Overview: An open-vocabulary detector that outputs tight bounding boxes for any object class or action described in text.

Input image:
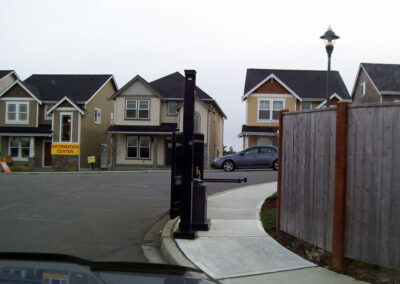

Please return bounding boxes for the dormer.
[110,75,163,126]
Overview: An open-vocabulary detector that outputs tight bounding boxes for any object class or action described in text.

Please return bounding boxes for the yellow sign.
[87,156,96,163]
[51,143,80,155]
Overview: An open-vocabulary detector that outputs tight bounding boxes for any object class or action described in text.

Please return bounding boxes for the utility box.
[169,132,204,219]
[192,179,210,231]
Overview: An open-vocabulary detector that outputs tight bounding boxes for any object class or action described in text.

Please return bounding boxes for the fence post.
[332,102,350,271]
[276,109,288,232]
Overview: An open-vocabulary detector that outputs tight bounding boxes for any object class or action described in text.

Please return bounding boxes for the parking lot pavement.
[0,170,276,263]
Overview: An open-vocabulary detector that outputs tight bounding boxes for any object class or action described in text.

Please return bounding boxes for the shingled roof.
[243,68,350,100]
[150,72,213,100]
[23,74,114,102]
[361,63,400,94]
[0,70,14,79]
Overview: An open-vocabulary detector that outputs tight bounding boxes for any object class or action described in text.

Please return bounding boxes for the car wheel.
[272,160,278,171]
[223,160,235,172]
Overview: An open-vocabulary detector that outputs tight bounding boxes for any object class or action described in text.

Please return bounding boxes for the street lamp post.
[320,26,339,107]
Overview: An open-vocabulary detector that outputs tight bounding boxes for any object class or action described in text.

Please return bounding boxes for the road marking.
[0,204,18,210]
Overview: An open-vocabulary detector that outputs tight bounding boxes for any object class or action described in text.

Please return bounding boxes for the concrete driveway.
[0,170,276,263]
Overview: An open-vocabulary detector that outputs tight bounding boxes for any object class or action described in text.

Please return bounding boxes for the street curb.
[3,169,225,175]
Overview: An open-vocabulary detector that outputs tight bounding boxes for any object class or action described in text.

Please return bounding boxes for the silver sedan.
[211,146,278,172]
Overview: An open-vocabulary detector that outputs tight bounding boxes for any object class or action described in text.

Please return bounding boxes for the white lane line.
[0,204,18,210]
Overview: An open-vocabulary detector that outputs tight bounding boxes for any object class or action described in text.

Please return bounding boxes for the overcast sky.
[1,0,400,151]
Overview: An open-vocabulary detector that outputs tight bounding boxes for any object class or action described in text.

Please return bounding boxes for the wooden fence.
[278,102,400,271]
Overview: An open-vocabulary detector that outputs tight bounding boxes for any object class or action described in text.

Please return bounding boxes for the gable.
[122,80,155,96]
[58,100,76,108]
[2,83,32,98]
[253,78,291,94]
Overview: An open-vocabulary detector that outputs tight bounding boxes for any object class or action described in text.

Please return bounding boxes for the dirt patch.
[261,198,400,284]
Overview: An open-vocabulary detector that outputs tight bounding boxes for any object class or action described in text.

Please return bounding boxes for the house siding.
[115,134,154,165]
[352,68,381,103]
[39,104,52,125]
[114,96,161,126]
[247,96,295,126]
[80,79,116,169]
[0,100,37,127]
[0,73,17,93]
[160,101,179,123]
[253,78,289,94]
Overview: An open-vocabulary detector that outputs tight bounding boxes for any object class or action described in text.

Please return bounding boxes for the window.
[259,147,277,154]
[194,112,201,133]
[60,113,72,142]
[110,112,114,124]
[125,100,137,119]
[6,102,29,124]
[301,102,312,110]
[258,99,284,121]
[126,136,150,159]
[360,81,366,97]
[9,137,30,160]
[244,148,258,155]
[167,101,178,116]
[272,101,284,119]
[258,100,270,120]
[125,99,150,119]
[44,104,52,120]
[94,108,101,124]
[127,136,138,158]
[138,100,149,119]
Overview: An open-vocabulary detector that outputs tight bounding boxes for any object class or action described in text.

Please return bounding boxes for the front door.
[44,141,52,166]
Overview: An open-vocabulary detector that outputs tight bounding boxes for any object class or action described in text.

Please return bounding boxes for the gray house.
[352,63,400,103]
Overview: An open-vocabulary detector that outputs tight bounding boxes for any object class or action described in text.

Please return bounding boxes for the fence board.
[281,104,400,270]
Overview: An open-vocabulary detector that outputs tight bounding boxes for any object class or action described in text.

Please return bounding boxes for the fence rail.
[279,102,400,270]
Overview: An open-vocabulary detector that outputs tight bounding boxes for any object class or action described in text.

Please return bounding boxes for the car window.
[259,147,276,154]
[243,148,258,155]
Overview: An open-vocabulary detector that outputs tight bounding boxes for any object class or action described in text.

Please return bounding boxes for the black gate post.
[174,70,197,240]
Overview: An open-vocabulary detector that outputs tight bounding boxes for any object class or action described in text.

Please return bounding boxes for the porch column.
[29,137,35,158]
[153,136,158,169]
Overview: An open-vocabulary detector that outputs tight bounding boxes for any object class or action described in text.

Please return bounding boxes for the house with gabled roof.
[0,73,117,170]
[352,63,400,103]
[107,72,226,169]
[239,68,350,148]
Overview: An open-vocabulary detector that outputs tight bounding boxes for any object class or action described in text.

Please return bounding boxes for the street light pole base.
[174,230,197,240]
[192,219,211,231]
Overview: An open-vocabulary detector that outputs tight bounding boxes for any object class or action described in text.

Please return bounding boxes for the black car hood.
[0,252,217,284]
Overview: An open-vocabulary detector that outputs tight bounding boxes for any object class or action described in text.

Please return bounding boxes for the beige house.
[107,72,226,169]
[352,63,400,103]
[239,68,350,148]
[0,72,117,170]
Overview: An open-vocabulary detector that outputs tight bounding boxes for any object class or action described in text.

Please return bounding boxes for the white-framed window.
[94,108,101,124]
[9,137,30,161]
[258,99,285,121]
[60,112,73,142]
[44,104,52,120]
[301,102,312,110]
[126,136,151,159]
[167,101,178,116]
[6,102,29,124]
[360,81,366,97]
[138,100,150,119]
[125,99,150,119]
[194,111,201,133]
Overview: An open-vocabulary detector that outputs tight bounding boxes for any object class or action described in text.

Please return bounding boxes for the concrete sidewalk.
[162,182,365,283]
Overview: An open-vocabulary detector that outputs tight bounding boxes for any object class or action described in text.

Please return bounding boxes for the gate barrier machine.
[170,70,247,240]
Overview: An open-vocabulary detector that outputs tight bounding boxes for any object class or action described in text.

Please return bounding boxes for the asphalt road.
[0,170,277,263]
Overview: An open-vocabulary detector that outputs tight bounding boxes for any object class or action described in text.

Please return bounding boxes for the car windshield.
[1,1,398,284]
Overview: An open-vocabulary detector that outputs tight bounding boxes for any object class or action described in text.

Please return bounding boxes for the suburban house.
[239,68,350,148]
[107,72,226,169]
[0,73,117,170]
[352,63,400,103]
